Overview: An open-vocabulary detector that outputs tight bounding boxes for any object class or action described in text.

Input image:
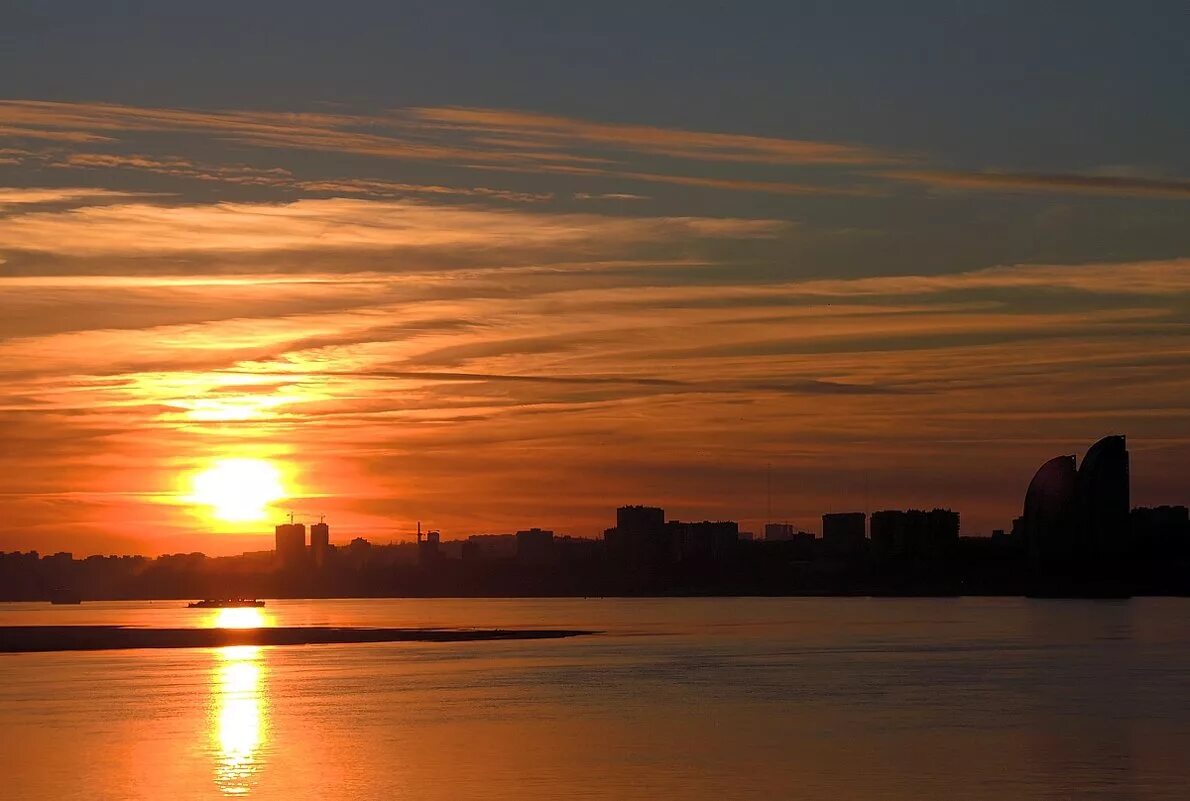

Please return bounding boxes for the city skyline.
[5,8,1190,801]
[2,429,1184,557]
[7,431,1185,565]
[2,3,1189,556]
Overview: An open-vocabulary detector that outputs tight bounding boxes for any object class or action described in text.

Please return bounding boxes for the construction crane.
[285,512,326,524]
[415,521,440,543]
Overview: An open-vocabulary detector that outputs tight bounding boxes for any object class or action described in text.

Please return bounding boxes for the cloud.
[0,187,147,208]
[0,196,788,259]
[408,106,893,166]
[0,124,113,143]
[10,100,1188,206]
[763,258,1190,297]
[613,170,881,196]
[55,153,294,186]
[1,99,891,168]
[0,99,607,170]
[295,178,553,203]
[880,169,1190,199]
[48,152,556,202]
[0,99,890,197]
[573,192,650,201]
[222,368,900,396]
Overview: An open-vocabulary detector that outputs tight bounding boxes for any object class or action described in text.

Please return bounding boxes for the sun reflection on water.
[210,607,271,630]
[211,645,268,796]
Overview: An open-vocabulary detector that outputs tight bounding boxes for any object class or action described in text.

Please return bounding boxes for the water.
[1,597,1188,800]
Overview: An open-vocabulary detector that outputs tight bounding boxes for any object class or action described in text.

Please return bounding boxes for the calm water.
[1,597,1188,800]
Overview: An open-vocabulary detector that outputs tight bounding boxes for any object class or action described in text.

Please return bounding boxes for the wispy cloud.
[54,152,294,186]
[0,99,893,166]
[407,106,893,166]
[0,123,113,143]
[881,169,1190,199]
[5,101,1187,204]
[0,187,147,209]
[295,178,553,203]
[740,258,1190,298]
[614,170,882,196]
[0,196,789,258]
[47,151,556,202]
[573,192,650,202]
[0,99,888,197]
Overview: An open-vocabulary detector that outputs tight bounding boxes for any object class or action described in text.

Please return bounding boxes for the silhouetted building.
[1021,454,1078,569]
[417,527,441,567]
[872,509,959,559]
[464,534,517,560]
[871,510,913,558]
[515,528,556,566]
[667,520,739,561]
[764,523,798,541]
[822,512,866,554]
[274,523,307,566]
[309,521,330,568]
[1131,505,1190,558]
[1019,436,1132,575]
[990,528,1018,547]
[605,505,669,568]
[1077,435,1130,561]
[617,505,665,533]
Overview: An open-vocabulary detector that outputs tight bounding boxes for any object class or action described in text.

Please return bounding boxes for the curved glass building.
[1022,454,1078,567]
[1077,434,1130,559]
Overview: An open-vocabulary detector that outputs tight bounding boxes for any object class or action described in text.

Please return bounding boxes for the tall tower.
[274,522,307,566]
[1077,435,1130,561]
[1022,454,1078,569]
[310,520,330,568]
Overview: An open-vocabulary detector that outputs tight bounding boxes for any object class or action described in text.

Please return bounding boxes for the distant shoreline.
[3,588,1176,603]
[0,625,596,653]
[0,580,1175,599]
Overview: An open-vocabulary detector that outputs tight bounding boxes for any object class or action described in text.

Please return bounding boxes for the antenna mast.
[766,461,772,522]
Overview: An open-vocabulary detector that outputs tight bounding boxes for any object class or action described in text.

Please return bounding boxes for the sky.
[1,1,1188,555]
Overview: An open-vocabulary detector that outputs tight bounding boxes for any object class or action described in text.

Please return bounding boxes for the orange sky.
[2,98,1189,555]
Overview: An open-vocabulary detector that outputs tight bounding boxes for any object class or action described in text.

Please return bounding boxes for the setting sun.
[191,459,285,523]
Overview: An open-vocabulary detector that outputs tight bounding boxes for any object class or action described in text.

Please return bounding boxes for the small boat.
[187,598,266,608]
[49,590,82,605]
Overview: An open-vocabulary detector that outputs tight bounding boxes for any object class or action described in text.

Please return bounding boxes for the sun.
[191,458,285,523]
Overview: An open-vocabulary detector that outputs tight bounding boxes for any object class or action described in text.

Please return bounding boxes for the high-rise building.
[1021,454,1078,568]
[1020,435,1131,572]
[870,508,958,559]
[822,512,866,553]
[605,505,668,567]
[310,521,330,568]
[1076,435,1130,560]
[764,523,798,541]
[1131,505,1189,558]
[616,506,665,533]
[927,508,960,555]
[416,525,441,566]
[667,520,739,561]
[274,523,307,566]
[516,528,556,566]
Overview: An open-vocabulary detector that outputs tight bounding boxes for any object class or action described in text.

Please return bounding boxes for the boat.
[49,589,82,605]
[187,598,266,608]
